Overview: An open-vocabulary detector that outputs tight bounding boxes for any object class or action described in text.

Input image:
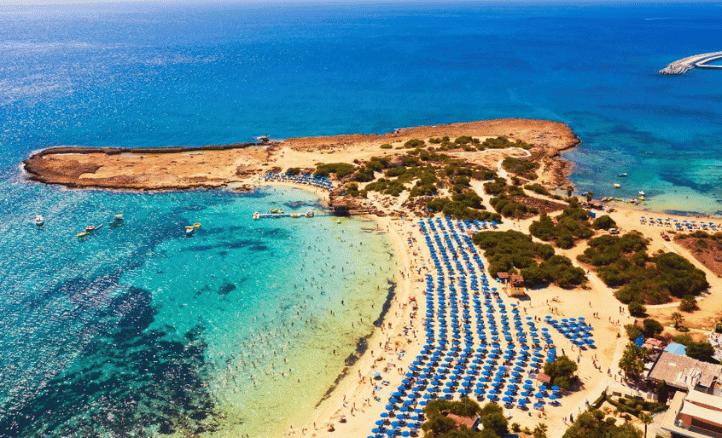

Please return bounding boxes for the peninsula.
[23,119,579,191]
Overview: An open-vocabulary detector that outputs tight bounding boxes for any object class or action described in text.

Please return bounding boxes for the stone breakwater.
[659,51,722,75]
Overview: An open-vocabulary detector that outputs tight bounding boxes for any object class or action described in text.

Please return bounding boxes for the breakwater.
[659,51,722,75]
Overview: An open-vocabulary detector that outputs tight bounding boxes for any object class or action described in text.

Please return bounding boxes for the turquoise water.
[1,1,722,436]
[0,183,396,437]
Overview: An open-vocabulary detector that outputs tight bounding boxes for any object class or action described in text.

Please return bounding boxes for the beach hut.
[504,275,526,298]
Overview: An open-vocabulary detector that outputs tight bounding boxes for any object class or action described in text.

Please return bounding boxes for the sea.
[0,1,721,437]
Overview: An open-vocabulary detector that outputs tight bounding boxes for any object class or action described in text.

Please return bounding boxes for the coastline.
[21,119,721,438]
[21,119,581,192]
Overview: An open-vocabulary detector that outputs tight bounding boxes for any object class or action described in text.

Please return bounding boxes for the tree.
[628,301,647,317]
[642,318,664,338]
[533,423,548,438]
[562,409,642,438]
[566,185,574,197]
[586,191,594,202]
[481,412,508,438]
[687,342,716,363]
[619,343,645,380]
[671,312,684,329]
[543,356,578,390]
[625,323,643,341]
[592,215,617,230]
[639,413,652,438]
[679,297,697,312]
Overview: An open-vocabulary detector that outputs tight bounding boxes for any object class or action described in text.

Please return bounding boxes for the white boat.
[110,214,124,226]
[253,212,260,220]
[614,183,621,188]
[638,191,645,196]
[185,226,195,236]
[34,215,44,227]
[305,210,314,218]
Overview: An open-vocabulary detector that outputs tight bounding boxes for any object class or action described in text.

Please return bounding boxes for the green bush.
[525,183,550,196]
[592,215,617,230]
[530,208,594,248]
[543,356,578,390]
[642,318,664,337]
[628,301,647,317]
[314,163,355,178]
[404,139,425,148]
[679,297,698,312]
[286,167,301,175]
[502,156,539,180]
[380,143,393,149]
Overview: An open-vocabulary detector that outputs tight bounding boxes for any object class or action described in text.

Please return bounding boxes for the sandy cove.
[22,118,722,438]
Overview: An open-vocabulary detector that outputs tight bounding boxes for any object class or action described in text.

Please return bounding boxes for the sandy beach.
[21,119,722,438]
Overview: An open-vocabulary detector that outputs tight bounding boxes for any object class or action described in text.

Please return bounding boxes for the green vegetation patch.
[501,156,539,180]
[422,399,508,438]
[577,233,709,305]
[472,230,586,289]
[562,409,642,438]
[529,208,594,249]
[313,162,356,178]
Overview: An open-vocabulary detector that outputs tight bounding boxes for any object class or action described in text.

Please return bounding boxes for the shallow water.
[0,185,396,437]
[2,2,722,436]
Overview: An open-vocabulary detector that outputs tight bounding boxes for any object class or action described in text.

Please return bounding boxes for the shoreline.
[20,120,721,438]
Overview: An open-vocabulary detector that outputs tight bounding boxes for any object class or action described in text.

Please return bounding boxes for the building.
[506,274,525,297]
[497,272,510,283]
[660,390,722,438]
[647,352,722,393]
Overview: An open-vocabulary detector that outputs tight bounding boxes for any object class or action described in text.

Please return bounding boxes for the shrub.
[525,183,550,196]
[501,156,539,180]
[314,162,355,178]
[404,139,425,148]
[642,318,664,338]
[679,297,698,312]
[286,167,301,175]
[592,215,617,230]
[625,324,643,340]
[353,166,376,182]
[687,342,716,363]
[380,143,393,149]
[543,356,578,390]
[628,301,647,317]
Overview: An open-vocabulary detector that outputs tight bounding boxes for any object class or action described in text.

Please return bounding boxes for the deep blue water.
[1,1,722,436]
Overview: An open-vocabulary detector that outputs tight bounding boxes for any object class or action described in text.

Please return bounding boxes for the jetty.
[659,51,722,75]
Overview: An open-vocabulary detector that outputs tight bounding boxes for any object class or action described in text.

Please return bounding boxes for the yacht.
[34,215,44,227]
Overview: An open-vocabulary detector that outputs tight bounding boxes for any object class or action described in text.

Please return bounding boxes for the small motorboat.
[305,210,314,218]
[34,215,44,227]
[193,223,201,228]
[638,191,645,196]
[77,231,89,238]
[290,213,301,218]
[617,173,628,177]
[253,212,260,220]
[110,214,124,227]
[86,224,103,232]
[614,183,621,188]
[270,208,279,213]
[185,226,195,237]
